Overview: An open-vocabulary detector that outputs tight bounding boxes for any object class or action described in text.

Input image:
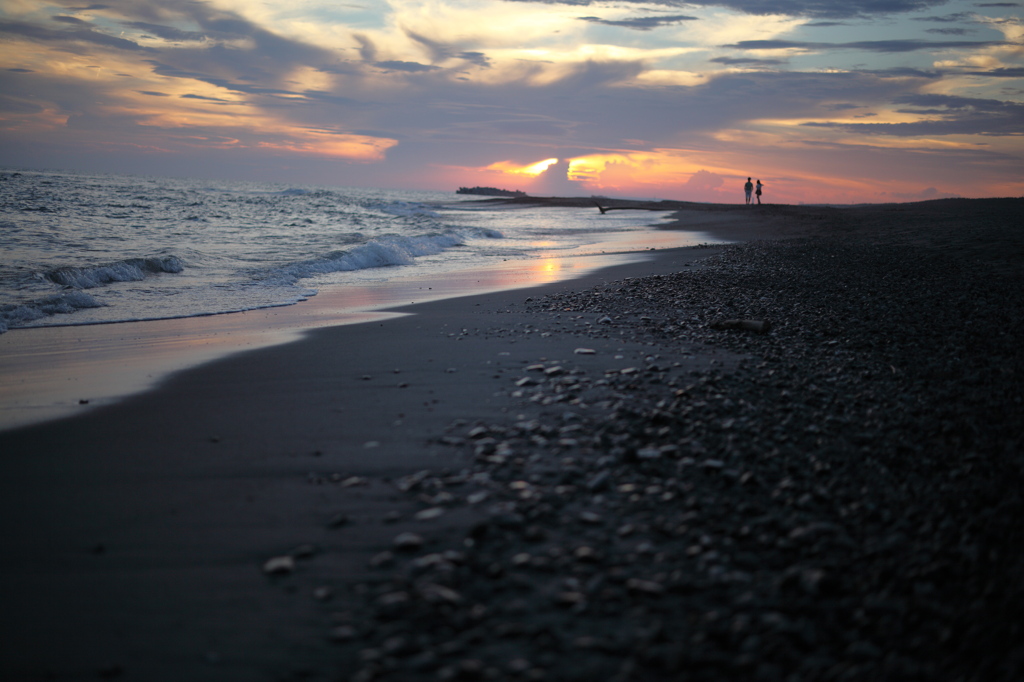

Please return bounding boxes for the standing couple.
[744,177,763,205]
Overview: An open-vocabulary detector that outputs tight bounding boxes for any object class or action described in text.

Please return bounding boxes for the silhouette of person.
[744,177,753,205]
[755,179,763,205]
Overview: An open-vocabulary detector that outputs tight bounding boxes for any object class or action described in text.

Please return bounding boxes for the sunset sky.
[1,0,1021,203]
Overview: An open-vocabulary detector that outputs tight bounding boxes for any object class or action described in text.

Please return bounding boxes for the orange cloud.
[256,130,398,161]
[485,158,559,177]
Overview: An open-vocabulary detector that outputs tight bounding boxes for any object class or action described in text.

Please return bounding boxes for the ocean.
[0,169,719,335]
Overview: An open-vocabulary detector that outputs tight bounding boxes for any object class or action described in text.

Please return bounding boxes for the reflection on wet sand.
[0,250,648,432]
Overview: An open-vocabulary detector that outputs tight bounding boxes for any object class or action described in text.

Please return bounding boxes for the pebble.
[262,556,295,575]
[414,507,445,521]
[324,220,1024,682]
[393,532,425,550]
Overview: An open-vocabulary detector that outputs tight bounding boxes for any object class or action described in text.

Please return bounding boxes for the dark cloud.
[122,21,208,42]
[0,94,44,114]
[405,29,454,63]
[353,34,377,62]
[710,56,786,65]
[577,15,698,30]
[492,118,572,136]
[438,68,923,145]
[912,12,973,22]
[961,67,1024,77]
[8,68,34,73]
[0,19,149,52]
[138,90,169,97]
[144,60,301,97]
[804,94,1024,136]
[505,0,950,19]
[180,93,233,103]
[926,28,973,35]
[857,67,942,77]
[66,110,147,131]
[400,32,491,68]
[722,38,1005,52]
[457,52,491,68]
[51,15,90,26]
[373,60,441,73]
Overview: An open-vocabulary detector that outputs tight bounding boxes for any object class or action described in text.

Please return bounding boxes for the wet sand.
[0,198,1020,681]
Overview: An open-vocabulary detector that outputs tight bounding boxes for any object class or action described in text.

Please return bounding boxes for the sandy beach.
[1,198,1021,681]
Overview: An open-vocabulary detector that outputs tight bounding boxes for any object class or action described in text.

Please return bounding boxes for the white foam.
[262,229,501,287]
[0,291,104,333]
[44,256,185,289]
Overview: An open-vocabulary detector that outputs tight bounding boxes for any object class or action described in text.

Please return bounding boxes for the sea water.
[0,168,715,334]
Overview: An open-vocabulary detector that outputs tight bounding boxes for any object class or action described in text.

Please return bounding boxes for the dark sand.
[0,199,1021,681]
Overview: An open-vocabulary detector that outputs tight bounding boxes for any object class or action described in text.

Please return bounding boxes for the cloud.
[122,21,208,43]
[530,158,586,196]
[405,29,455,63]
[457,51,491,68]
[1,0,1020,202]
[959,67,1024,77]
[804,93,1024,136]
[679,168,729,197]
[373,60,440,73]
[577,15,699,30]
[710,56,787,66]
[504,0,950,19]
[858,67,942,77]
[51,15,91,26]
[0,93,45,114]
[0,18,149,52]
[722,38,1006,52]
[912,12,975,22]
[353,34,377,62]
[144,60,300,97]
[179,93,234,103]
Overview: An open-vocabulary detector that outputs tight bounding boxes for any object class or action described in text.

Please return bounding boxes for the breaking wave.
[262,229,501,287]
[0,291,104,333]
[44,256,185,289]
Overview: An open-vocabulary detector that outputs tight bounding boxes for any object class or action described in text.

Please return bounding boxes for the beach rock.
[262,555,295,575]
[393,532,425,551]
[369,551,394,568]
[709,318,772,333]
[329,625,357,642]
[328,223,1024,682]
[414,507,445,521]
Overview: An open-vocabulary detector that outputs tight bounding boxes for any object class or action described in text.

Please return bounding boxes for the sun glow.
[485,158,559,177]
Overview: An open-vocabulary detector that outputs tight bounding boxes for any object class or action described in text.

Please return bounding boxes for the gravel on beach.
[302,201,1024,682]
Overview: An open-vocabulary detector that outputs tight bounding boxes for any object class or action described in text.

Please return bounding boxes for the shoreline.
[0,203,739,432]
[1,197,1021,681]
[0,241,726,682]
